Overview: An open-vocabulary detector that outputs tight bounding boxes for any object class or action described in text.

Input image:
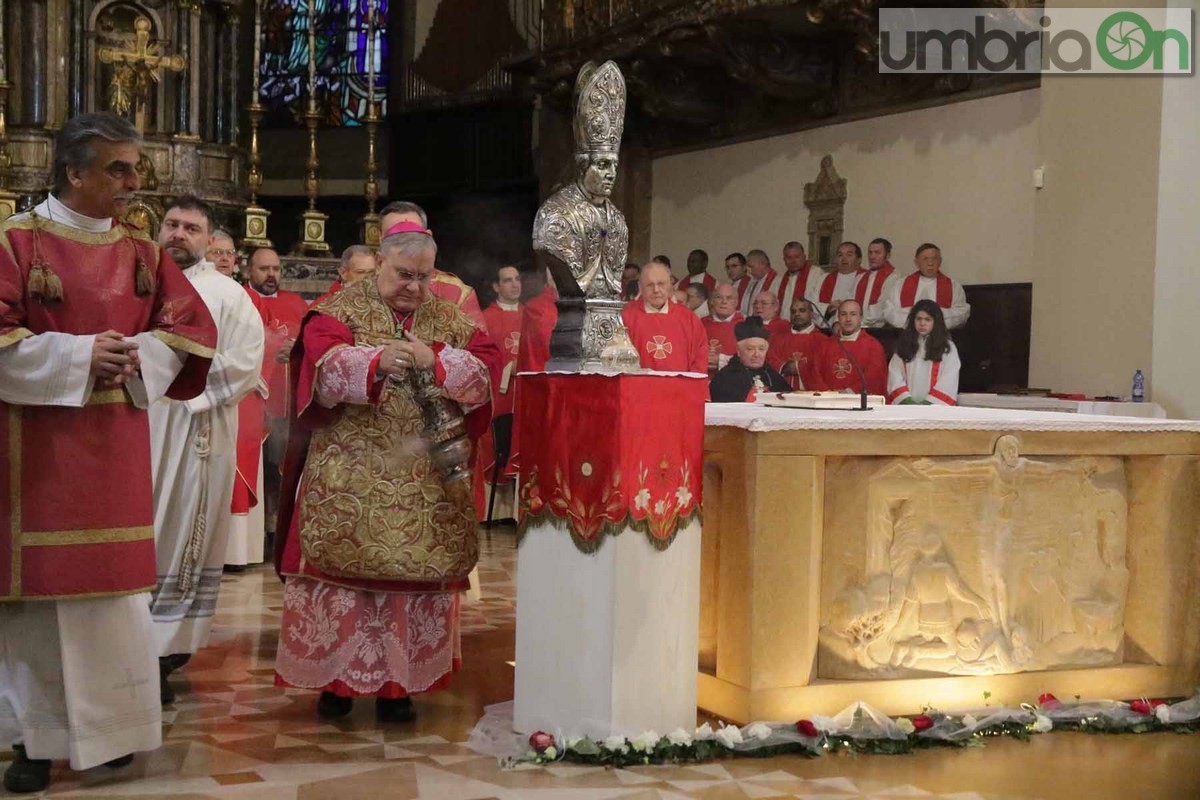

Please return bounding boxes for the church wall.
[649,89,1040,286]
[1150,18,1200,420]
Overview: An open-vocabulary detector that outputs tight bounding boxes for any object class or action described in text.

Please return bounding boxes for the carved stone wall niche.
[819,438,1130,680]
[803,154,846,270]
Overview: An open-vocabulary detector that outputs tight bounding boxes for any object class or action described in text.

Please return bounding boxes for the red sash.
[776,263,813,303]
[855,263,895,306]
[818,269,866,302]
[899,271,953,308]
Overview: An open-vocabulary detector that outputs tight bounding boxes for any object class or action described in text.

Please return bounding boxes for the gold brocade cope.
[297,278,480,582]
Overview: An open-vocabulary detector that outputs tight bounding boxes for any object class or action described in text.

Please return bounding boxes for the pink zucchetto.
[383,221,433,238]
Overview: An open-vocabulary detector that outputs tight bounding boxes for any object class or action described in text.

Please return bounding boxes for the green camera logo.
[1097,11,1189,70]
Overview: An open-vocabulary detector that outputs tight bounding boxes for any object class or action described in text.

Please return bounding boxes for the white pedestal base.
[513,519,701,739]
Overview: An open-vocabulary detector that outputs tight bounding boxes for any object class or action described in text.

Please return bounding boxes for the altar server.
[887,299,961,405]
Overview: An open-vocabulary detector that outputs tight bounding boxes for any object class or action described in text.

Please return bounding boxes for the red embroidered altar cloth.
[516,372,707,552]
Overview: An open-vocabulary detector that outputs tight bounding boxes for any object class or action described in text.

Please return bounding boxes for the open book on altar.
[757,391,886,409]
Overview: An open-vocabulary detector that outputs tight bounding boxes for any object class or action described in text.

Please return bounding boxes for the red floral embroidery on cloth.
[438,344,491,411]
[315,345,383,407]
[274,577,461,696]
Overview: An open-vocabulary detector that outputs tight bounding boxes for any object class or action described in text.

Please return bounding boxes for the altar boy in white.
[148,197,264,701]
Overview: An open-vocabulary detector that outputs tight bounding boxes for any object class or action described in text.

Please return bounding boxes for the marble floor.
[4,529,1199,799]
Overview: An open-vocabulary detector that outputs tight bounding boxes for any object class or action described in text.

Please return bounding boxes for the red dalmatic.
[0,217,216,600]
[474,302,522,516]
[231,291,286,514]
[253,288,309,420]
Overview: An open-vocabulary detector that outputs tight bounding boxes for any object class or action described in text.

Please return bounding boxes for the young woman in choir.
[887,299,960,405]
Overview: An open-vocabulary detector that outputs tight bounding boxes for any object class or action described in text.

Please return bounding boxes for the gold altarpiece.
[0,0,245,226]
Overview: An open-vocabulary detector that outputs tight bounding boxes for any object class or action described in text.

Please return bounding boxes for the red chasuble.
[254,288,309,420]
[763,318,791,338]
[814,331,888,396]
[516,286,558,374]
[429,270,486,329]
[231,292,285,514]
[0,216,217,600]
[766,327,827,391]
[701,312,745,366]
[621,301,709,374]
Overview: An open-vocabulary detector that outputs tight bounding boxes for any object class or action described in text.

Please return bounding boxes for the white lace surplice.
[275,578,461,696]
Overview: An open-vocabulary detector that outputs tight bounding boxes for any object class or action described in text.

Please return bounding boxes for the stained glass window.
[259,0,388,127]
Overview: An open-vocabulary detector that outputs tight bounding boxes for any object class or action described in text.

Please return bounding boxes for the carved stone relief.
[804,155,846,270]
[819,437,1130,679]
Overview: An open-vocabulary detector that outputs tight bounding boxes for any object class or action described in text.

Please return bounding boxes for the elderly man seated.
[709,316,790,402]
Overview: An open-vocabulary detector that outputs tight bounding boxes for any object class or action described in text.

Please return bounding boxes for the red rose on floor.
[529,730,555,753]
[912,715,934,732]
[1130,699,1166,716]
[1038,693,1063,711]
[795,720,820,738]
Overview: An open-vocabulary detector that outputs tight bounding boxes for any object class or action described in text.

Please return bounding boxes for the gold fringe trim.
[152,330,216,359]
[21,525,153,547]
[1,215,128,246]
[516,506,703,555]
[0,327,33,349]
[85,388,131,406]
[0,583,158,602]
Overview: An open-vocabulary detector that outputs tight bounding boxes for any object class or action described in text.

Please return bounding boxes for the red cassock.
[701,312,745,367]
[0,220,216,600]
[274,309,501,593]
[621,301,709,374]
[253,288,309,420]
[474,302,522,516]
[429,270,486,329]
[814,331,888,396]
[766,327,828,391]
[230,291,286,514]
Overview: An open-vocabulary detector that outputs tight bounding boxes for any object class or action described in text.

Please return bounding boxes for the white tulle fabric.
[315,345,382,408]
[706,403,1200,433]
[275,577,461,695]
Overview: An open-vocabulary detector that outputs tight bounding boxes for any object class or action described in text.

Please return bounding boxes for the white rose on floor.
[714,725,744,748]
[895,718,915,735]
[631,731,661,752]
[694,722,715,741]
[745,722,772,741]
[1156,704,1172,724]
[962,714,978,729]
[603,736,629,754]
[667,728,693,746]
[1032,714,1052,733]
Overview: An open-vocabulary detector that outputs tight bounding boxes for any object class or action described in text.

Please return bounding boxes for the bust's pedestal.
[512,372,707,738]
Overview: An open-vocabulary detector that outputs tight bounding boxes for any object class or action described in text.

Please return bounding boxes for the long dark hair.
[895,299,951,362]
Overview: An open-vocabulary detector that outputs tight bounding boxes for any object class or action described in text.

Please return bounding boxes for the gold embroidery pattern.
[298,279,480,582]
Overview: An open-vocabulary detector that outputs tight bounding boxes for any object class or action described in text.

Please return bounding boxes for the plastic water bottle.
[1132,370,1145,403]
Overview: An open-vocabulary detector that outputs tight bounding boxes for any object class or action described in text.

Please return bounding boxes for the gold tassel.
[135,258,153,296]
[27,260,64,304]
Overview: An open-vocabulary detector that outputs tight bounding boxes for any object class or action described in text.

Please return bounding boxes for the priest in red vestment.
[813,241,868,323]
[702,282,744,372]
[739,249,778,316]
[724,252,751,306]
[776,241,818,315]
[273,221,501,724]
[243,246,309,540]
[813,300,887,396]
[621,261,708,374]
[856,237,899,328]
[380,201,486,329]
[766,297,828,391]
[882,242,971,330]
[474,264,523,519]
[312,244,377,305]
[750,290,791,338]
[0,112,217,792]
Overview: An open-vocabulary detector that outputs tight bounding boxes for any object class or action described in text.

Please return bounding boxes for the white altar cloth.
[705,403,1200,434]
[958,393,1167,418]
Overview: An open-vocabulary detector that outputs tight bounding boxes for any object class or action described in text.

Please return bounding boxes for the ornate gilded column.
[174,0,191,134]
[0,0,19,219]
[224,3,239,146]
[68,0,83,114]
[295,0,329,255]
[242,0,271,248]
[357,0,380,246]
[22,0,48,125]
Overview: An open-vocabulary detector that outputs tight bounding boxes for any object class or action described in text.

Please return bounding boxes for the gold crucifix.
[98,17,186,133]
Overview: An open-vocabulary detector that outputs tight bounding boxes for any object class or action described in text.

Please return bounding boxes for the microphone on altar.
[833,330,873,412]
